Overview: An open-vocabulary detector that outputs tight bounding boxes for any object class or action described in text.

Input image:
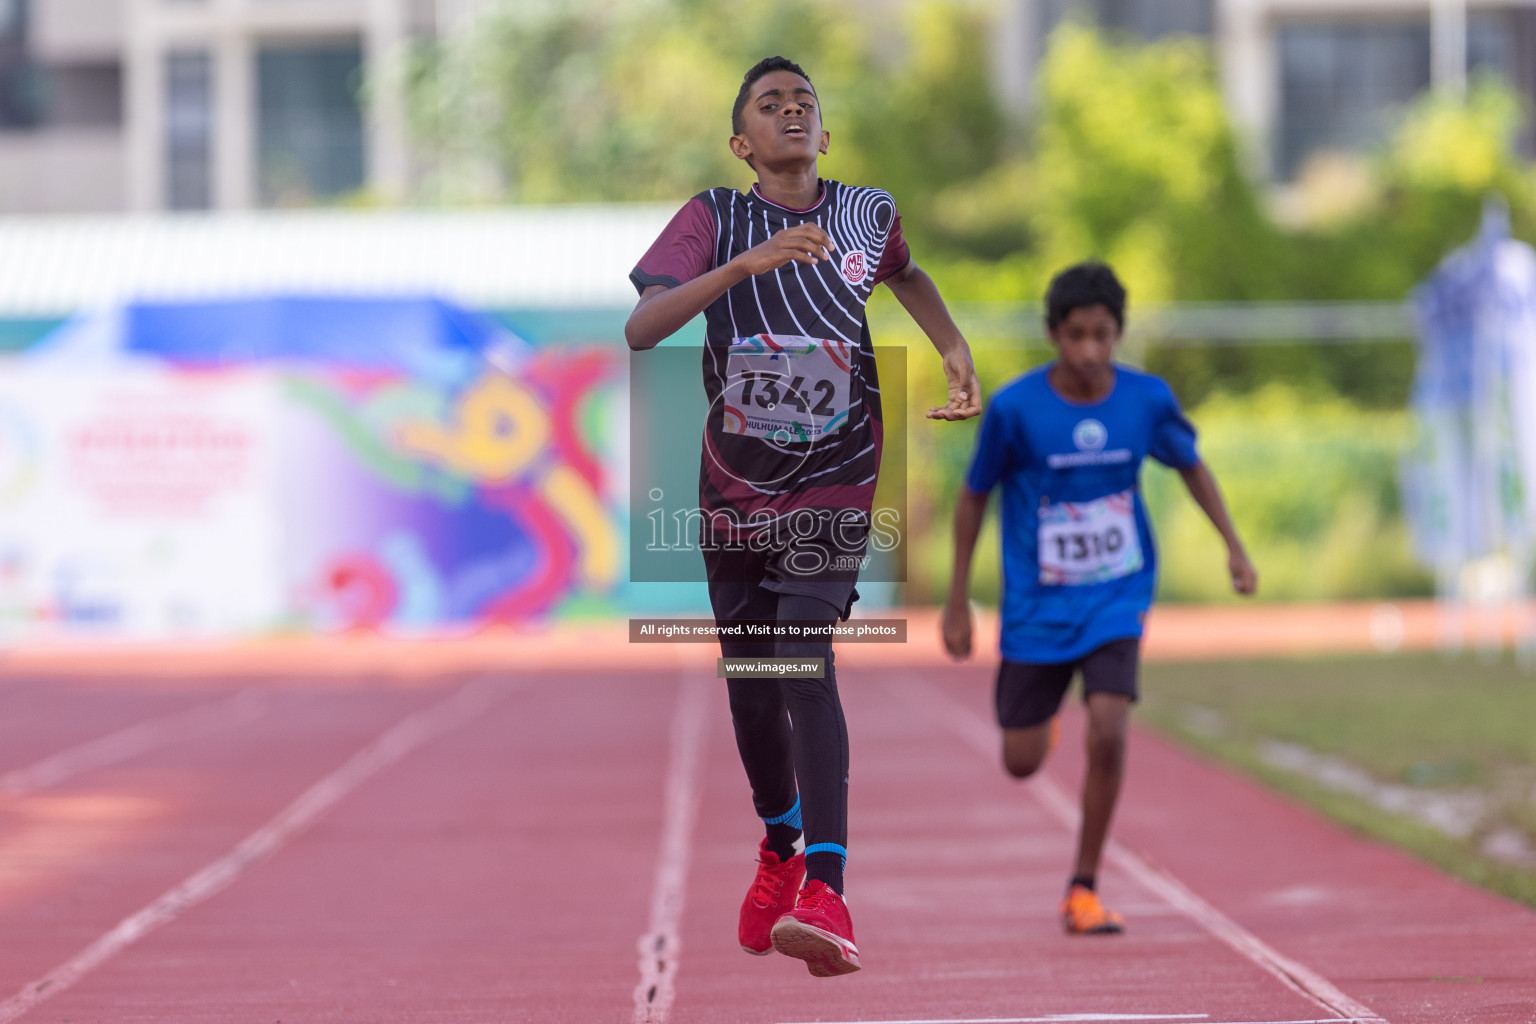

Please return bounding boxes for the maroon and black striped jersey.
[631,180,909,532]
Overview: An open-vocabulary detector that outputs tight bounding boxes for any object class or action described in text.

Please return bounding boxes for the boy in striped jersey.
[627,56,979,977]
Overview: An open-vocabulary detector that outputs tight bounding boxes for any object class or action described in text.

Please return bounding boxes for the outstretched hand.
[732,223,836,277]
[1230,549,1258,596]
[941,598,974,660]
[927,347,982,420]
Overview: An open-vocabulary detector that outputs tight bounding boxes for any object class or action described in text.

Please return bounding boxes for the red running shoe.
[739,839,804,955]
[770,880,861,977]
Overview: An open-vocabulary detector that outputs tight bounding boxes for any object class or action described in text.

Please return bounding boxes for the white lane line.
[632,673,709,1024]
[894,676,1385,1024]
[780,1018,1383,1024]
[779,1016,1208,1024]
[0,674,513,1024]
[780,1015,1210,1024]
[1,690,269,796]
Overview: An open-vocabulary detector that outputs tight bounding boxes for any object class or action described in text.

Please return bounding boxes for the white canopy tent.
[0,205,677,317]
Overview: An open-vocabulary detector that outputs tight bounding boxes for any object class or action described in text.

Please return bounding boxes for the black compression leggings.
[722,592,849,882]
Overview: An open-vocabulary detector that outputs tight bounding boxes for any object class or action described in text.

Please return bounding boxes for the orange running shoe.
[1060,883,1124,935]
[739,838,805,955]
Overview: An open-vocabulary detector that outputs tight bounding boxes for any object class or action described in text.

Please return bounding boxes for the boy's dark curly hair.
[732,56,816,135]
[1046,261,1127,330]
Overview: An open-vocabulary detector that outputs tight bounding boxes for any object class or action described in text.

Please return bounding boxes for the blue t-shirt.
[964,363,1200,664]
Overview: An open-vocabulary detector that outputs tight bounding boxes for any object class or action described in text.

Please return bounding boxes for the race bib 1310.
[1037,488,1143,586]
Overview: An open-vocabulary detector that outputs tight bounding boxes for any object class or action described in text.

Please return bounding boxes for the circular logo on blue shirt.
[1073,418,1108,452]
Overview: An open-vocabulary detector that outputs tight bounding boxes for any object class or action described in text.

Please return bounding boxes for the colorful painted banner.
[278,350,622,633]
[1,297,623,638]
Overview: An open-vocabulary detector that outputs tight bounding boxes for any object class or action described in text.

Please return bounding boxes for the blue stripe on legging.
[803,842,846,868]
[762,795,802,828]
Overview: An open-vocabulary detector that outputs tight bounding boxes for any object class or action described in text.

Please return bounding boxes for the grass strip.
[1139,652,1536,909]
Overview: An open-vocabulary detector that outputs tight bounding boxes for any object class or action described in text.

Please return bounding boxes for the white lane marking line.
[780,1016,1210,1024]
[779,1018,1384,1024]
[0,674,512,1024]
[894,676,1384,1024]
[779,1017,1208,1024]
[1,690,270,796]
[632,673,709,1024]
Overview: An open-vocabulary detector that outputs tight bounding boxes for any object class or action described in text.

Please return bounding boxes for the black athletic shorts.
[703,536,861,626]
[994,636,1140,730]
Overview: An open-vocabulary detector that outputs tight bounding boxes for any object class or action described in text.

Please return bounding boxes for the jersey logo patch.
[840,249,868,286]
[1073,418,1108,452]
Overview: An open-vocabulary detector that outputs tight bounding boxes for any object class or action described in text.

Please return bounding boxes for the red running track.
[0,665,1531,1024]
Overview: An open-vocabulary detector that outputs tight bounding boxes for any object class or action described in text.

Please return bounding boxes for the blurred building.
[5,0,1535,215]
[1002,0,1536,179]
[0,0,492,215]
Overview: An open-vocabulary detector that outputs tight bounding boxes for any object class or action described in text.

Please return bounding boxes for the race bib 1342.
[722,335,854,442]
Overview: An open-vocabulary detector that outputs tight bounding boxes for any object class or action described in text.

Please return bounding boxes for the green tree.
[403,0,1002,220]
[1320,81,1536,299]
[1027,24,1280,304]
[918,23,1536,407]
[927,24,1279,302]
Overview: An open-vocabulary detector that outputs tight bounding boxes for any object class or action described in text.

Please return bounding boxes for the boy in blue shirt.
[942,261,1257,934]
